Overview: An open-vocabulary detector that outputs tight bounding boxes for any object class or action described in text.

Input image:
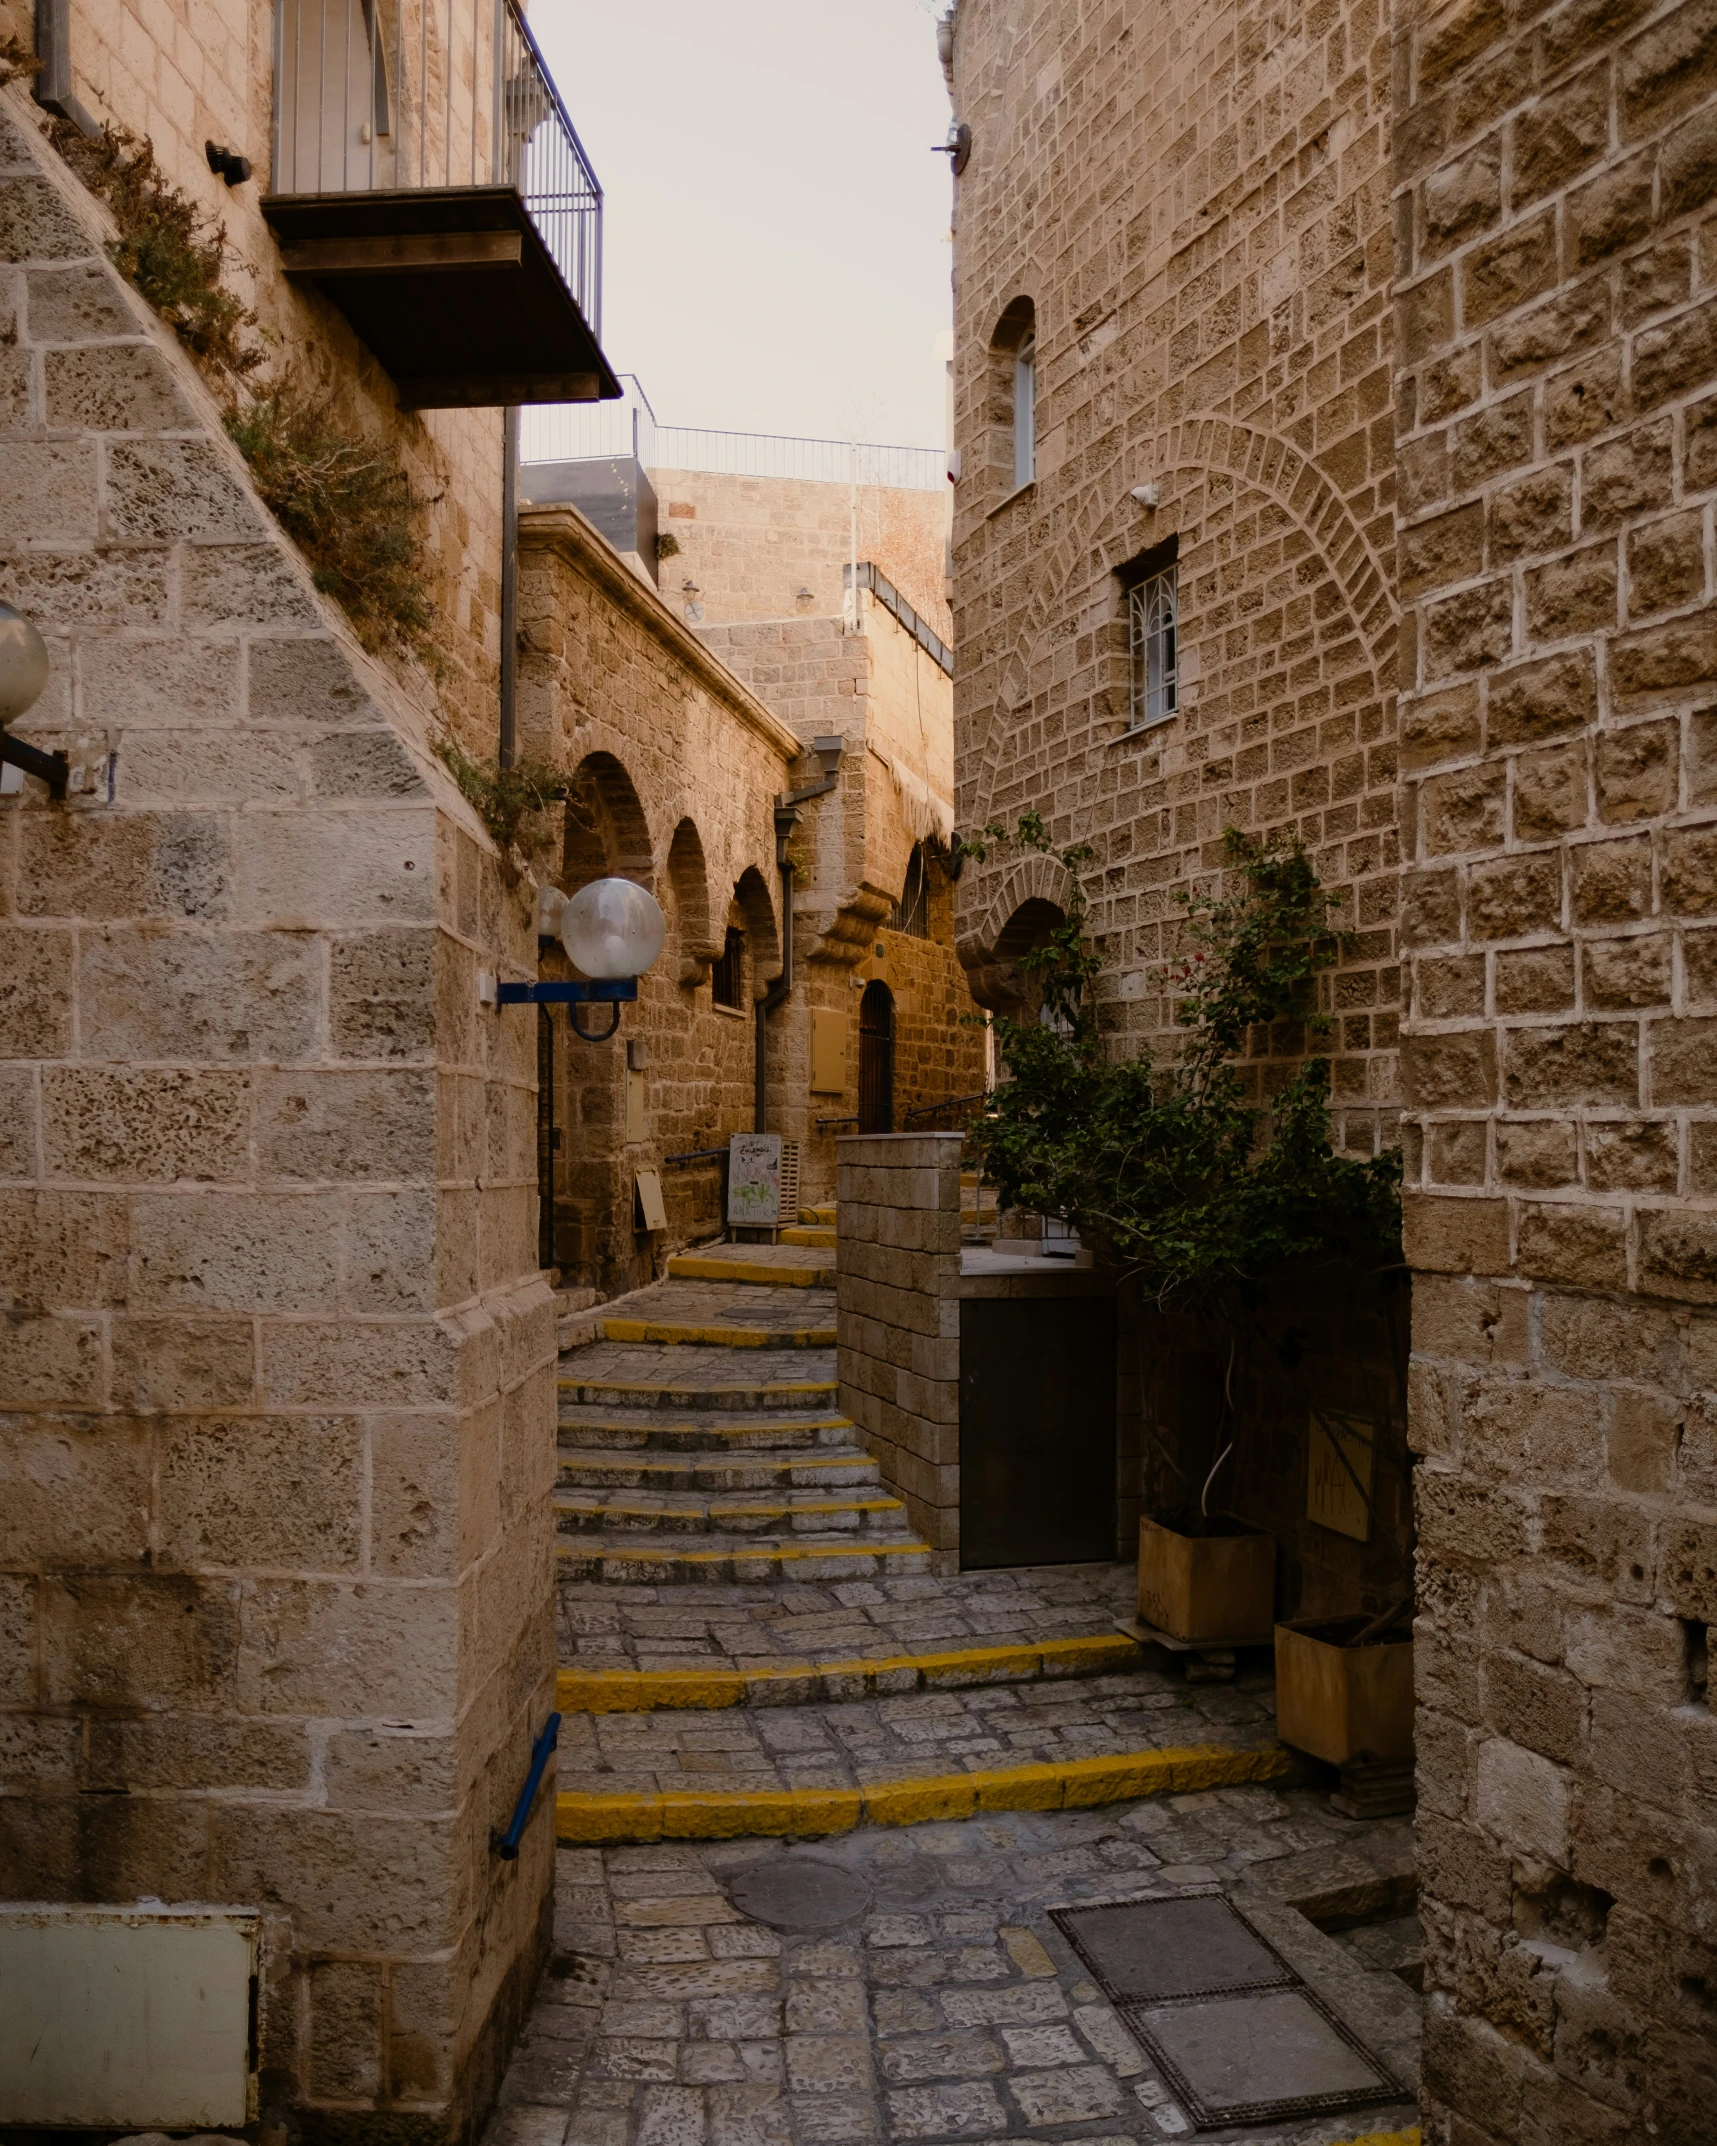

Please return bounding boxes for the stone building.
[941,0,1717,2135]
[516,439,986,1293]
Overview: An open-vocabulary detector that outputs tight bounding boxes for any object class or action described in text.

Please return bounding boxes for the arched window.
[1118,536,1179,735]
[891,844,931,938]
[990,297,1037,499]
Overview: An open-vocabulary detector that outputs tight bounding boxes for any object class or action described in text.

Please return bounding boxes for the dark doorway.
[959,1295,1117,1567]
[858,980,894,1133]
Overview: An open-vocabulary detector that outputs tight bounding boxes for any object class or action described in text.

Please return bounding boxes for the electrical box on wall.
[810,1008,846,1094]
[0,1903,259,2128]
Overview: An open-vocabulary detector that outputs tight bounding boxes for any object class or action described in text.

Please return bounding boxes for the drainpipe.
[33,0,101,134]
[499,405,520,767]
[754,737,844,1134]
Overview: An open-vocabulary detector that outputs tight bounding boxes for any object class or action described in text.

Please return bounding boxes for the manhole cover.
[1052,1895,1294,2002]
[1127,1986,1398,2126]
[726,1857,873,1930]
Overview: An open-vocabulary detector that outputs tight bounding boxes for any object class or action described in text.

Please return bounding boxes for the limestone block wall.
[947,0,1400,1164]
[1393,0,1717,2132]
[0,93,554,2140]
[514,506,800,1289]
[53,0,508,749]
[655,467,951,643]
[836,1133,964,1560]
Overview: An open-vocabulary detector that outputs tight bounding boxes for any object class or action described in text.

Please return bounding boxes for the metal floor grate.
[1051,1896,1399,2129]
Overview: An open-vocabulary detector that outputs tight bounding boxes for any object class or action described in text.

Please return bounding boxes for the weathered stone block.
[159,1414,364,1571]
[42,1064,251,1182]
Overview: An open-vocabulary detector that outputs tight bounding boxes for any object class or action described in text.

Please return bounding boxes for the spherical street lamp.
[558,876,666,982]
[0,600,65,799]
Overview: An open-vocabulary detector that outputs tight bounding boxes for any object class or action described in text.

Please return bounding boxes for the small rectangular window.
[1014,337,1036,490]
[711,927,744,1009]
[1128,566,1177,730]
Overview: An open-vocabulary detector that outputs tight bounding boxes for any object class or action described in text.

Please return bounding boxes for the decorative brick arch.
[960,415,1394,846]
[958,849,1073,1010]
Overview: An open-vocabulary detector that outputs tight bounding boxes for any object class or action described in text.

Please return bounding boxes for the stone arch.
[562,751,654,893]
[667,817,718,984]
[729,865,780,998]
[959,853,1072,1012]
[962,414,1393,844]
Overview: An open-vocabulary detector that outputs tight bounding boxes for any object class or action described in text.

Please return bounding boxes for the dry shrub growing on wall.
[0,34,42,84]
[49,120,262,379]
[226,374,439,663]
[431,732,571,870]
[41,116,445,669]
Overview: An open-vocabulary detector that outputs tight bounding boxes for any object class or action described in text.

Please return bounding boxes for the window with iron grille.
[711,927,744,1008]
[1127,566,1177,730]
[1014,336,1037,490]
[891,845,931,938]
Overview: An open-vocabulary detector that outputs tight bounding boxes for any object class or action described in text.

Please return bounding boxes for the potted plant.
[1274,1606,1415,1765]
[1136,1511,1275,1643]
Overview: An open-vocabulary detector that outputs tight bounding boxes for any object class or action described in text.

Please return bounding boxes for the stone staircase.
[554,1227,933,1584]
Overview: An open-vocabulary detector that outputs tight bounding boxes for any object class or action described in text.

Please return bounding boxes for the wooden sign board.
[634,1168,667,1233]
[727,1134,782,1226]
[1307,1411,1375,1543]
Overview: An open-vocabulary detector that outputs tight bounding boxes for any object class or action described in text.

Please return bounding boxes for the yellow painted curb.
[780,1227,837,1247]
[667,1256,834,1287]
[555,1539,932,1571]
[601,1319,837,1348]
[556,1742,1293,1843]
[556,1633,1144,1714]
[558,1378,837,1398]
[562,1450,870,1480]
[1328,2133,1420,2146]
[556,1495,905,1529]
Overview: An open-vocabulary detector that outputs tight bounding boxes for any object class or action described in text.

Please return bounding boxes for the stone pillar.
[835,1132,963,1563]
[1394,0,1717,2135]
[0,97,555,2139]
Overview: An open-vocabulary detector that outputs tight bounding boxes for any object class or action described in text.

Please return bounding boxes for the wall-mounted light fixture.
[1130,482,1159,508]
[0,601,68,800]
[480,876,666,1040]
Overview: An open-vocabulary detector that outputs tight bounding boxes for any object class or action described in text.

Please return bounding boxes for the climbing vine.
[964,817,1402,1307]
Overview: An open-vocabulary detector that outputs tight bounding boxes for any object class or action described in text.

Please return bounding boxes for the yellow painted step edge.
[556,1496,905,1523]
[558,1632,1145,1713]
[1327,2133,1419,2146]
[667,1256,833,1287]
[556,1742,1293,1842]
[601,1319,837,1348]
[555,1539,931,1570]
[558,1378,836,1396]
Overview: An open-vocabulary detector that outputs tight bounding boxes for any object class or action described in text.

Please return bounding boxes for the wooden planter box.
[1274,1615,1415,1765]
[1137,1515,1276,1643]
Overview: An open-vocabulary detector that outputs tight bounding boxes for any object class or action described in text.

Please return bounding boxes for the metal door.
[858,981,894,1133]
[959,1295,1117,1567]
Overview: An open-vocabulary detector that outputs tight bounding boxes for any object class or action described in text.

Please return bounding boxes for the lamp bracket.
[0,730,69,800]
[494,979,638,1006]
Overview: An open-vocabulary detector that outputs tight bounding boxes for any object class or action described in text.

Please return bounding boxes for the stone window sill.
[1108,719,1173,747]
[711,1001,749,1020]
[986,481,1036,520]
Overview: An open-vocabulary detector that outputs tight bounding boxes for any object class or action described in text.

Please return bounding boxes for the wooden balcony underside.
[261,186,620,409]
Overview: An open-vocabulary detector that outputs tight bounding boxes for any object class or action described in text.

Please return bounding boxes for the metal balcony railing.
[272,0,602,335]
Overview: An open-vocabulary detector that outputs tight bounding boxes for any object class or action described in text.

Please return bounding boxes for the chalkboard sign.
[727,1133,782,1227]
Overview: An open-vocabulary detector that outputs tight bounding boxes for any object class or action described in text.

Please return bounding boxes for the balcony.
[263,0,620,410]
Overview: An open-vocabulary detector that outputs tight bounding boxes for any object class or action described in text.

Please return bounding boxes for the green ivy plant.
[964,817,1402,1307]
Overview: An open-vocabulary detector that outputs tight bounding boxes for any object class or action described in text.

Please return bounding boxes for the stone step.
[800,1204,836,1226]
[557,1444,881,1490]
[557,1407,854,1451]
[556,1533,934,1584]
[666,1252,833,1287]
[555,1485,909,1539]
[779,1225,836,1248]
[600,1312,835,1348]
[558,1338,835,1411]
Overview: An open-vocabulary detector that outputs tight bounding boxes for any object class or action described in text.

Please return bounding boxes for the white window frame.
[1013,336,1036,490]
[1124,566,1178,733]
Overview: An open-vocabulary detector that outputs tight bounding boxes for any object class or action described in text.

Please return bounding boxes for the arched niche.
[667,817,719,984]
[562,750,654,894]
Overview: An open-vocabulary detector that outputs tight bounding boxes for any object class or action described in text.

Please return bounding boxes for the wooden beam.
[278,230,524,275]
[395,373,603,409]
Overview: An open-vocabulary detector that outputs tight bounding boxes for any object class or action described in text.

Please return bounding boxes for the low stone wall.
[835,1133,964,1562]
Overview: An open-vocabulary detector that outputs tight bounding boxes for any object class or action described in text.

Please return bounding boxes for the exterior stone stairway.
[554,1233,932,1584]
[549,1208,1293,1846]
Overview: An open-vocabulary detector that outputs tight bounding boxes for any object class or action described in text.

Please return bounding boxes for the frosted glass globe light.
[0,601,50,724]
[559,876,665,980]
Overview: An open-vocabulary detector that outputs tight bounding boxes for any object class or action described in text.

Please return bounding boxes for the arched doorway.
[858,981,894,1133]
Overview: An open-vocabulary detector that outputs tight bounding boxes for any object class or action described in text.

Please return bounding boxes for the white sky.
[529,0,955,449]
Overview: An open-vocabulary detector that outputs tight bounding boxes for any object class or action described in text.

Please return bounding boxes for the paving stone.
[1005,2063,1129,2125]
[884,2081,1009,2138]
